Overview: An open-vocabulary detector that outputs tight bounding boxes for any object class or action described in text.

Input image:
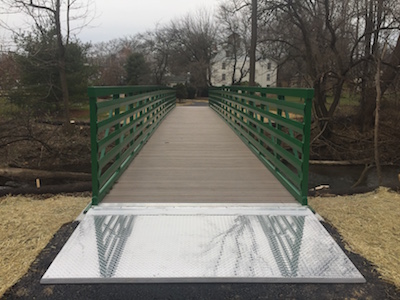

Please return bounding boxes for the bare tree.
[167,9,218,93]
[257,0,353,134]
[139,26,172,85]
[218,1,252,85]
[357,0,400,131]
[255,0,399,137]
[89,37,138,85]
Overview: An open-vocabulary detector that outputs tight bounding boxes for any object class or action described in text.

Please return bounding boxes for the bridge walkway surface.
[103,106,295,204]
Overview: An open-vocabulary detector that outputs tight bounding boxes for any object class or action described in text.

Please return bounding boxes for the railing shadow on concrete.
[209,86,314,205]
[89,86,176,205]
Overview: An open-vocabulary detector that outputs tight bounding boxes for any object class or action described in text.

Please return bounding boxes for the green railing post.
[300,91,314,205]
[128,92,134,148]
[89,89,99,205]
[113,94,121,164]
[275,94,284,164]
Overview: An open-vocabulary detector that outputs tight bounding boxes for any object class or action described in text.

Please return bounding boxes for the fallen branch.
[0,181,92,197]
[311,122,328,144]
[309,160,370,166]
[36,120,90,126]
[0,167,92,181]
[0,136,53,152]
[351,164,375,188]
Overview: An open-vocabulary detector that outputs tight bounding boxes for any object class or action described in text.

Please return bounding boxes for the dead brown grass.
[0,195,89,297]
[309,187,400,289]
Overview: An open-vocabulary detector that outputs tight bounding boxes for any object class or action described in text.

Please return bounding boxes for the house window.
[267,74,271,81]
[267,62,271,70]
[222,62,226,70]
[222,74,226,81]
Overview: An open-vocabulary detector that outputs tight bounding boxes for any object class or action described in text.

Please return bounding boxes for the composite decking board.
[103,107,296,204]
[109,190,293,197]
[101,197,295,203]
[114,182,282,188]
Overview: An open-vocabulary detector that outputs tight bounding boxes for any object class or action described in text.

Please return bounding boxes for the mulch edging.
[3,221,400,300]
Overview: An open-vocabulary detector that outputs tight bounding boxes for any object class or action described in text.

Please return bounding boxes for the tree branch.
[22,0,56,14]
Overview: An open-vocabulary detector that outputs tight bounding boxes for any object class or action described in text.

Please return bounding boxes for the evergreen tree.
[125,52,150,85]
[11,29,91,115]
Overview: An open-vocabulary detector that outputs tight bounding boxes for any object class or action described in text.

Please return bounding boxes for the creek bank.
[1,164,399,197]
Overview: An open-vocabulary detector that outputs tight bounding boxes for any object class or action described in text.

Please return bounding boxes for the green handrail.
[89,86,176,205]
[209,86,314,205]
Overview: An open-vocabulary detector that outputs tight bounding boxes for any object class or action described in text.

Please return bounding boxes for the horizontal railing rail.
[209,86,314,205]
[89,86,176,205]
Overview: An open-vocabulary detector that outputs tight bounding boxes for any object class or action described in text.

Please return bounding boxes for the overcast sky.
[83,0,220,43]
[0,0,220,48]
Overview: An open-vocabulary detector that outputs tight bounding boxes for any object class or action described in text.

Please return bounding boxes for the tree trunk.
[374,63,382,185]
[312,78,333,137]
[358,0,374,132]
[374,42,387,186]
[249,0,257,86]
[328,78,345,118]
[55,0,71,129]
[360,88,377,131]
[59,60,71,125]
[359,35,400,132]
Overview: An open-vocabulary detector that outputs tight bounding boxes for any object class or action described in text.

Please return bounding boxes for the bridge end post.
[88,87,100,206]
[300,90,314,206]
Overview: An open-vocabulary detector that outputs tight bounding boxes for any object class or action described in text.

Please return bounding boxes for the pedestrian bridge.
[88,85,313,206]
[41,86,365,284]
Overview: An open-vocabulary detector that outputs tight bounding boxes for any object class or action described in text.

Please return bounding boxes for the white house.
[212,54,278,87]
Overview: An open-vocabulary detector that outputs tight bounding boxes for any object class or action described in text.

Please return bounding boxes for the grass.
[0,195,90,297]
[309,187,400,289]
[324,90,360,107]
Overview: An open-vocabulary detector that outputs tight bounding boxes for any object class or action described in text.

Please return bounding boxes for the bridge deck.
[103,106,296,204]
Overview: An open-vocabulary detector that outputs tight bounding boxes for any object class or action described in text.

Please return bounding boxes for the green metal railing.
[89,86,176,205]
[209,86,314,205]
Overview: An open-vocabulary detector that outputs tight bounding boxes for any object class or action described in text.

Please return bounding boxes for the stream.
[308,165,400,194]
